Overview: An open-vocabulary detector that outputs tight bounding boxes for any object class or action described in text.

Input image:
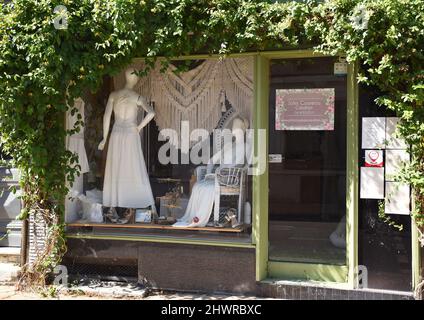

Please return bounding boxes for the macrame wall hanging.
[113,57,253,146]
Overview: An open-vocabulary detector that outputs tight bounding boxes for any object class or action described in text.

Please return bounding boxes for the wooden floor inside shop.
[268,221,346,265]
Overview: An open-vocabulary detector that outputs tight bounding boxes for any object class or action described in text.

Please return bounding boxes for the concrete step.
[258,279,415,300]
[0,247,21,264]
[0,263,20,284]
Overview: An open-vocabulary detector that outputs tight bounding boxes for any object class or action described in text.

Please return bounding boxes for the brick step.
[0,263,20,284]
[257,279,415,300]
[0,247,21,264]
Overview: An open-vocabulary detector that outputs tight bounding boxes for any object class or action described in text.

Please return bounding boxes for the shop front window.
[65,57,254,243]
[268,57,347,265]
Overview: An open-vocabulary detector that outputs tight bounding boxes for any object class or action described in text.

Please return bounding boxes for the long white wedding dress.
[102,93,155,209]
[174,123,251,228]
[173,174,216,228]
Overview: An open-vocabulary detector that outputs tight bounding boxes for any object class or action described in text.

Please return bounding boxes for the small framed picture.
[135,209,152,223]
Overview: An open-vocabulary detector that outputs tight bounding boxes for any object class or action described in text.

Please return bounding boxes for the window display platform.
[67,221,247,233]
[65,224,252,246]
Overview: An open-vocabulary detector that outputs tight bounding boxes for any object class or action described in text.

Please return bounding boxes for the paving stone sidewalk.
[0,283,262,300]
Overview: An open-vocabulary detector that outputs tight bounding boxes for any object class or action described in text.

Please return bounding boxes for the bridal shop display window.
[65,57,254,242]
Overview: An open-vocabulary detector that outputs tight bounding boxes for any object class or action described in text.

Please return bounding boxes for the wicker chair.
[195,165,246,224]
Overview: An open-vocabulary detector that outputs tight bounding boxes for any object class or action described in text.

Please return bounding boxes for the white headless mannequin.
[99,68,156,211]
[174,117,249,228]
[98,69,155,150]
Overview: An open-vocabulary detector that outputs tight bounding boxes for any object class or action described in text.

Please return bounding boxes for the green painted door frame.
[412,198,422,292]
[346,61,359,287]
[253,54,269,281]
[252,50,358,287]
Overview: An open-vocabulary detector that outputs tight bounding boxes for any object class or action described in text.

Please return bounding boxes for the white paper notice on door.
[385,149,410,181]
[362,117,386,149]
[385,182,410,215]
[386,117,408,150]
[360,167,384,199]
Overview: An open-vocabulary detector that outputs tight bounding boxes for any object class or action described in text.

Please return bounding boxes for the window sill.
[66,221,247,233]
[65,223,253,248]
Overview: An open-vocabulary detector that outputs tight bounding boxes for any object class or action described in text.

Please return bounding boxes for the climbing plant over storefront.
[0,0,423,287]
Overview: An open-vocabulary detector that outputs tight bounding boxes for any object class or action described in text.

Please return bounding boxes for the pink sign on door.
[275,88,335,130]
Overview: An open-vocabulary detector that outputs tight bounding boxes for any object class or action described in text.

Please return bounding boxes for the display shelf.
[67,221,246,233]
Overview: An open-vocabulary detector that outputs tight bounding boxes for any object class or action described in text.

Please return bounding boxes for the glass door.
[268,57,348,268]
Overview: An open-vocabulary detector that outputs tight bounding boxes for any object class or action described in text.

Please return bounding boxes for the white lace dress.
[102,94,155,210]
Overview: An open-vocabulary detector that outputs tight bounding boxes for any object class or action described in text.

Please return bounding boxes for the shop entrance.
[267,57,348,279]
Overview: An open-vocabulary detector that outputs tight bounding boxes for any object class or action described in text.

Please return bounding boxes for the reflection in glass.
[268,57,347,265]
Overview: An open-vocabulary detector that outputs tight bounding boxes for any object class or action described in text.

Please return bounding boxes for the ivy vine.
[0,0,423,287]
